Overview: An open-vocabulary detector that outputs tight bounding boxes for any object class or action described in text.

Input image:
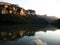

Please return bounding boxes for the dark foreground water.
[0,24,60,45]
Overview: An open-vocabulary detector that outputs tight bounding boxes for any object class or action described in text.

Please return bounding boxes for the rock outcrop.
[0,2,26,16]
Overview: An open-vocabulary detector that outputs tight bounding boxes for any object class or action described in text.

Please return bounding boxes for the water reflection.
[0,24,60,45]
[35,30,60,45]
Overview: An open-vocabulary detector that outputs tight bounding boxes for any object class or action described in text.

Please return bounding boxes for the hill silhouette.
[51,19,60,28]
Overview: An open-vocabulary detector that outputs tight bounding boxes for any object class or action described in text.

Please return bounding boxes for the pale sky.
[0,0,60,17]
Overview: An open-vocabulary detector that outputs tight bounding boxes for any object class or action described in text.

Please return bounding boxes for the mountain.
[0,2,48,24]
[0,2,59,24]
[40,15,59,23]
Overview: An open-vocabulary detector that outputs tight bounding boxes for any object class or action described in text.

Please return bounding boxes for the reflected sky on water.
[35,30,60,45]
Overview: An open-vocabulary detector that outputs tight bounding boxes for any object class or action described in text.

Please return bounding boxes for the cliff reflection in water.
[0,24,58,41]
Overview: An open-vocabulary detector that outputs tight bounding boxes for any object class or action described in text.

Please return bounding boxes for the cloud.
[34,39,47,45]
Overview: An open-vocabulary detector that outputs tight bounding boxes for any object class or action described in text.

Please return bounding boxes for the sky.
[0,0,60,17]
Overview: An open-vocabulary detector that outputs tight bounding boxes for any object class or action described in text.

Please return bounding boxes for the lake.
[0,24,60,45]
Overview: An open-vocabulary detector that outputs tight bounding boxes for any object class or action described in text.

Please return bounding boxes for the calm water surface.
[0,24,60,45]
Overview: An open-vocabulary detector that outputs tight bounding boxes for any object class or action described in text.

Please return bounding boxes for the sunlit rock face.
[0,2,37,17]
[25,9,36,15]
[0,2,26,16]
